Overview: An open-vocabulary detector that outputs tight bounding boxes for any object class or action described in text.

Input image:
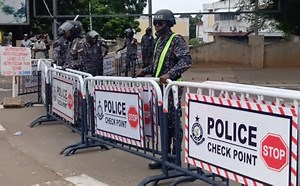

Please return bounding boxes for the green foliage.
[32,0,147,39]
[189,38,200,47]
[238,0,300,36]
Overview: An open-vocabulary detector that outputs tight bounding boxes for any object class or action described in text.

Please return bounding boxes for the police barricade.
[17,59,40,106]
[30,67,106,154]
[71,76,166,165]
[140,81,300,186]
[113,47,143,76]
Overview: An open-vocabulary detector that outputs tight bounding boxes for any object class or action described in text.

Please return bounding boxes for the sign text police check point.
[186,94,293,186]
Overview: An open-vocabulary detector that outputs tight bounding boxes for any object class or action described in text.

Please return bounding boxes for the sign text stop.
[261,133,289,172]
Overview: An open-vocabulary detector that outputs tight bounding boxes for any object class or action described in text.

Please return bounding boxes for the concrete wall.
[264,36,300,67]
[190,35,300,68]
[190,37,251,66]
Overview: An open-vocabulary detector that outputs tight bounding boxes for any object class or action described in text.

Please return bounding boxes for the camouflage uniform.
[52,36,68,66]
[124,38,137,77]
[144,31,192,154]
[141,33,154,68]
[65,37,83,69]
[77,38,108,76]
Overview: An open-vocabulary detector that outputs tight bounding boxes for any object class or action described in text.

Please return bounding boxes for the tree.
[238,0,300,36]
[179,14,202,39]
[32,0,147,39]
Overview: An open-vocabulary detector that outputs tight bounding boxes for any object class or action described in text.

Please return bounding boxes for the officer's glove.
[135,68,145,77]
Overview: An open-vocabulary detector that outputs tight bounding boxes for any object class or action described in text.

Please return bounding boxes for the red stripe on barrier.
[203,95,207,102]
[216,167,221,176]
[279,107,285,115]
[218,98,223,105]
[256,104,262,112]
[237,100,242,108]
[292,152,297,161]
[227,99,232,107]
[267,105,273,113]
[208,164,212,172]
[233,174,238,182]
[195,94,200,101]
[210,97,215,104]
[291,109,297,117]
[246,102,251,110]
[252,180,257,186]
[243,177,248,186]
[291,167,297,176]
[224,171,229,180]
[188,93,191,100]
[292,121,298,129]
[292,136,298,145]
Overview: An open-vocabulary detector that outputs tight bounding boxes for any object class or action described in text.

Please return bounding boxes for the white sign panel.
[141,90,153,137]
[187,96,293,186]
[52,76,75,124]
[103,53,116,75]
[94,86,143,146]
[0,46,31,76]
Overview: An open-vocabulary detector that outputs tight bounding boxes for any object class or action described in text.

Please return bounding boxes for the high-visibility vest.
[154,33,178,78]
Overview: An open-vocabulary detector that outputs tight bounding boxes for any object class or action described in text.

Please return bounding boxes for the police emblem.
[97,101,104,120]
[191,115,205,145]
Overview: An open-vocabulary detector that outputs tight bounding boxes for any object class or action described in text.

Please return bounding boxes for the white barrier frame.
[163,81,300,186]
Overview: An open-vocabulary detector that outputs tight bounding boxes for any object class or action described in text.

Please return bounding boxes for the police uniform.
[124,37,137,77]
[141,30,154,68]
[52,36,68,66]
[77,38,108,76]
[66,37,83,69]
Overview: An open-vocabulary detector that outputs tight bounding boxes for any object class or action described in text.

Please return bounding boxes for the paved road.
[0,66,300,186]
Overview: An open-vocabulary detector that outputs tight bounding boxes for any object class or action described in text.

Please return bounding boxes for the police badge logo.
[97,101,104,120]
[191,115,205,145]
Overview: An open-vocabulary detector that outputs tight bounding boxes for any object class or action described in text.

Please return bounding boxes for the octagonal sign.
[260,133,289,172]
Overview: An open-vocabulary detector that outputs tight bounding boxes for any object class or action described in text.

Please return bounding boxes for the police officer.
[53,20,82,69]
[136,9,192,169]
[115,28,137,77]
[77,30,109,76]
[52,26,68,66]
[141,27,154,68]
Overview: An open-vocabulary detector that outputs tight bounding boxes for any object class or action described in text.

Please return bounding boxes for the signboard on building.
[0,0,29,25]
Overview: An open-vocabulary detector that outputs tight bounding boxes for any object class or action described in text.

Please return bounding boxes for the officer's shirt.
[144,31,192,80]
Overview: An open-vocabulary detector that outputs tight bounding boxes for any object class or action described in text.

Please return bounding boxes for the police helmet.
[153,9,176,27]
[146,27,152,33]
[58,20,82,37]
[124,28,134,38]
[86,30,99,43]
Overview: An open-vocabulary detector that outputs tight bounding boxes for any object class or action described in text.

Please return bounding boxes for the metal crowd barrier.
[69,76,165,165]
[140,81,300,186]
[18,59,43,107]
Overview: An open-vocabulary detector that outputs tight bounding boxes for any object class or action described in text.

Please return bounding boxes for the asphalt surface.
[1,65,300,186]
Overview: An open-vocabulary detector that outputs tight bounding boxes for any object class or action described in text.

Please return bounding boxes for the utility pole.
[53,0,58,39]
[148,0,152,29]
[254,0,259,35]
[89,1,93,31]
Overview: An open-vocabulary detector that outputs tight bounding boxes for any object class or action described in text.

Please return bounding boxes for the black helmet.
[153,9,176,27]
[146,27,152,34]
[85,30,99,43]
[58,20,81,37]
[124,28,134,38]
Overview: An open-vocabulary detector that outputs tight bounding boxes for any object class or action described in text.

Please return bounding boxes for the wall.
[264,36,300,67]
[190,35,300,68]
[190,37,251,66]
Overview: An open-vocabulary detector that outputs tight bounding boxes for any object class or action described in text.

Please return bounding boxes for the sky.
[144,0,217,14]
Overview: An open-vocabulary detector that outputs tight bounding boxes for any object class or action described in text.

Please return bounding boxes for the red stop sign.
[261,133,288,172]
[67,93,73,109]
[144,103,151,125]
[128,106,139,128]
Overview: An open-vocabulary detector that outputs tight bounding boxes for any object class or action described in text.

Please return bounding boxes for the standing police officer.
[53,20,82,69]
[115,28,137,77]
[77,30,109,76]
[141,27,154,68]
[136,9,192,169]
[52,26,68,66]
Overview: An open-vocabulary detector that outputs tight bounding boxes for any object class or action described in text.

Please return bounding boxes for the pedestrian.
[77,30,109,76]
[136,9,192,169]
[53,20,82,69]
[20,34,32,48]
[32,34,47,59]
[115,28,137,77]
[141,27,154,68]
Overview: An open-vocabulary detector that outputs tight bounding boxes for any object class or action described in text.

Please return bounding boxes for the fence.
[29,60,300,185]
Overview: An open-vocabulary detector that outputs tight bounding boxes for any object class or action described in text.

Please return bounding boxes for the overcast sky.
[144,0,217,13]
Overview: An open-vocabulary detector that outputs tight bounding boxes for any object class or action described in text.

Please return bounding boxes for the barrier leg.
[60,97,108,156]
[29,114,57,127]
